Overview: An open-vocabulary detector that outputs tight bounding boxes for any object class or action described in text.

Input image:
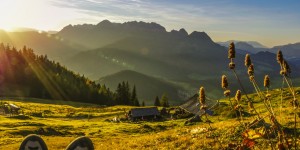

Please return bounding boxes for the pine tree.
[142,101,145,107]
[131,85,139,106]
[99,85,107,95]
[123,81,131,105]
[160,94,169,107]
[154,96,160,106]
[116,83,123,104]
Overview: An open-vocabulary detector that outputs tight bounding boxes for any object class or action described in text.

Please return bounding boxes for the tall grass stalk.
[221,75,246,131]
[248,60,293,149]
[234,90,245,124]
[251,78,275,115]
[248,76,277,149]
[199,87,224,149]
[280,77,285,122]
[231,60,261,119]
[277,50,298,150]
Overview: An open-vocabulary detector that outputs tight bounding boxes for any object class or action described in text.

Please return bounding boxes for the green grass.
[0,87,299,149]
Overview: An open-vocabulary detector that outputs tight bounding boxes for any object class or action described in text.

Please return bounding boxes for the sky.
[0,0,299,47]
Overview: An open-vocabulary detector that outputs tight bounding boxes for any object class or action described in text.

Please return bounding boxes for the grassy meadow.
[0,87,299,149]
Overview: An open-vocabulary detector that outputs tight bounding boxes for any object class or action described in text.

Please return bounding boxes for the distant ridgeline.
[0,43,139,106]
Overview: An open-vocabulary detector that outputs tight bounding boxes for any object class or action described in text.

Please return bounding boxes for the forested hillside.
[0,43,139,106]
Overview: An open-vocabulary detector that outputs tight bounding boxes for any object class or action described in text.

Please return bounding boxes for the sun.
[0,0,23,31]
[0,0,53,31]
[0,0,86,32]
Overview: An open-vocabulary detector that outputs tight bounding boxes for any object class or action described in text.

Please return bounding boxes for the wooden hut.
[129,107,160,121]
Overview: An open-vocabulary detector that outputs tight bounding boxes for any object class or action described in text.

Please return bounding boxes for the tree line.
[153,94,169,107]
[0,43,139,106]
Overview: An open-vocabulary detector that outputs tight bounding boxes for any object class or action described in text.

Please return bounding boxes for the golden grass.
[0,88,299,149]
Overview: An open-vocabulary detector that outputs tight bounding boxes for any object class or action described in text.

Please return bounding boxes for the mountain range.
[217,40,268,49]
[218,40,300,59]
[1,20,300,104]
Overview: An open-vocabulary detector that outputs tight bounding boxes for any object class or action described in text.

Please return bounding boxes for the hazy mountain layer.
[97,70,184,105]
[2,20,299,102]
[0,30,85,61]
[60,20,294,101]
[271,42,300,58]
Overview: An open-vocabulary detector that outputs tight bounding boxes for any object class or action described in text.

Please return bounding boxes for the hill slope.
[0,44,113,105]
[97,70,184,105]
[0,30,85,61]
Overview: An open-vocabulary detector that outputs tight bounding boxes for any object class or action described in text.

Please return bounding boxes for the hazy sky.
[0,0,299,47]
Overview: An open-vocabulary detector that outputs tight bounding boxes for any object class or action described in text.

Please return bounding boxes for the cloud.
[49,0,223,31]
[50,0,292,30]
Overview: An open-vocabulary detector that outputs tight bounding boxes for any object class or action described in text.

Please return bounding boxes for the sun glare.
[0,0,23,31]
[0,0,53,31]
[0,0,90,32]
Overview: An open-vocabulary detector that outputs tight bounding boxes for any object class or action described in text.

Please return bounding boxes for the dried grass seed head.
[199,87,205,105]
[245,54,252,67]
[235,90,242,102]
[264,75,270,88]
[221,75,228,89]
[229,62,235,69]
[224,90,231,97]
[283,60,291,74]
[247,64,254,76]
[228,42,235,59]
[249,75,255,81]
[277,50,283,64]
[280,70,286,75]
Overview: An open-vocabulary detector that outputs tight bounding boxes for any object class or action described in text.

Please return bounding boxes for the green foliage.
[131,85,140,106]
[116,81,140,106]
[0,43,137,106]
[154,96,160,106]
[160,94,169,107]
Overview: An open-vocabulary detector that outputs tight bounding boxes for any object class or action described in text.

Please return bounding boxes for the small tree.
[142,101,145,107]
[131,85,140,106]
[160,94,169,107]
[154,96,160,106]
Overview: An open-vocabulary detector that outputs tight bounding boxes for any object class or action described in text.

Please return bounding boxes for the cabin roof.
[179,94,217,115]
[130,107,160,117]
